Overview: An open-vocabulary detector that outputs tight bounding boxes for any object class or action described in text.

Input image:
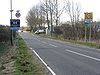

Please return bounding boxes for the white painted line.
[30,47,56,75]
[34,38,37,40]
[33,38,40,41]
[42,41,48,44]
[66,49,100,62]
[49,44,58,47]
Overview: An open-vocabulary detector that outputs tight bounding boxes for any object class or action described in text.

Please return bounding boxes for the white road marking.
[33,38,41,41]
[42,41,48,44]
[66,49,100,62]
[30,47,56,75]
[49,44,58,47]
[34,38,37,40]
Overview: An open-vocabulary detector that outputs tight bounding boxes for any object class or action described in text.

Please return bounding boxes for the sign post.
[10,0,21,46]
[84,12,93,41]
[10,0,13,46]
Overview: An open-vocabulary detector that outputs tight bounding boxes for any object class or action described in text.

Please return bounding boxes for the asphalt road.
[19,32,100,75]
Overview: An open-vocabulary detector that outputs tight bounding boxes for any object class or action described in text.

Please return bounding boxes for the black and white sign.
[15,12,21,18]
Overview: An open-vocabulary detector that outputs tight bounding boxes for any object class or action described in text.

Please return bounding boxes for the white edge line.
[66,49,100,62]
[30,47,56,75]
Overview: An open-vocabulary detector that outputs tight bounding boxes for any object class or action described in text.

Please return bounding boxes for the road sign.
[10,19,20,31]
[84,12,93,20]
[84,20,89,25]
[15,12,21,18]
[84,19,93,26]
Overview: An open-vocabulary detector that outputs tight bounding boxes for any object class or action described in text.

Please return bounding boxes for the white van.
[35,29,45,34]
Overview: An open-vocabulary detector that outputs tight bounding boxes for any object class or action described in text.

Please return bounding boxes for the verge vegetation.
[0,25,47,75]
[15,36,47,75]
[38,34,100,49]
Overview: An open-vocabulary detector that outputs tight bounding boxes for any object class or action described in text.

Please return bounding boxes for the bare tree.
[39,4,46,27]
[26,8,36,32]
[41,0,65,36]
[65,0,81,25]
[41,0,50,29]
[41,0,55,36]
[26,4,46,32]
[54,0,65,26]
[64,0,81,40]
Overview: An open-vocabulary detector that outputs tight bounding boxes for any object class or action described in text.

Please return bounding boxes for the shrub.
[0,25,10,42]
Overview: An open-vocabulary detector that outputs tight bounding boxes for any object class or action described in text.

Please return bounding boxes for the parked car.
[35,29,45,34]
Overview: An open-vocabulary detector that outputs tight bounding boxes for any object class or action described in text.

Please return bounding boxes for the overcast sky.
[0,0,39,26]
[0,0,100,26]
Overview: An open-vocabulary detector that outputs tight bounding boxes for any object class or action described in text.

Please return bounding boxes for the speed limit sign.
[84,12,93,20]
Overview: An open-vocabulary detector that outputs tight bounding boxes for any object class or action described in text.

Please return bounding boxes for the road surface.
[19,32,100,75]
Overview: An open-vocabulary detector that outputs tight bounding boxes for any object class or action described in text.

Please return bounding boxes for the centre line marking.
[66,49,100,62]
[42,41,48,44]
[49,44,58,47]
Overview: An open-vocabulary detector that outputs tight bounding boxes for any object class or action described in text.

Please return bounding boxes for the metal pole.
[10,0,13,46]
[10,0,12,19]
[85,26,87,42]
[89,21,92,41]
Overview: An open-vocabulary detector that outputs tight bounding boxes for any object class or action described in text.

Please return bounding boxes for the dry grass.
[0,46,16,75]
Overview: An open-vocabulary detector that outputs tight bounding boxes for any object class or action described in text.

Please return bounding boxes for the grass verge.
[0,42,10,57]
[38,34,100,49]
[15,36,47,75]
[0,44,16,75]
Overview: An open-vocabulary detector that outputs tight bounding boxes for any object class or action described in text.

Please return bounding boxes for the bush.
[0,25,10,42]
[54,26,63,35]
